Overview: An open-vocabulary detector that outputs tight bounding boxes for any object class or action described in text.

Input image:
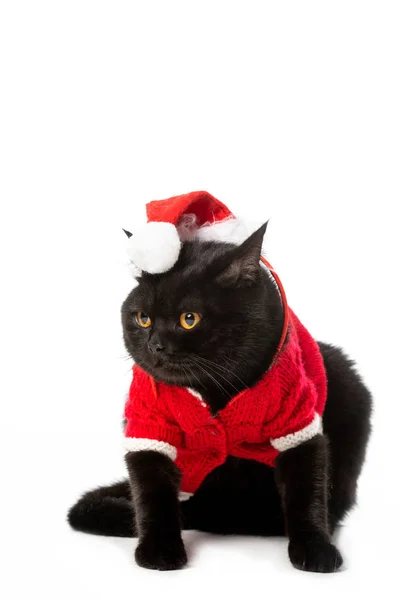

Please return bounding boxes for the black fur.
[68,481,135,537]
[275,434,343,572]
[68,225,372,573]
[125,450,187,570]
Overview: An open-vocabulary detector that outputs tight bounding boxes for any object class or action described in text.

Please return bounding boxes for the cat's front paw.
[288,538,343,573]
[135,536,188,571]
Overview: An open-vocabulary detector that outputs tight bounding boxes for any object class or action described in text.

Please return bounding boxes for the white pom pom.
[126,222,181,274]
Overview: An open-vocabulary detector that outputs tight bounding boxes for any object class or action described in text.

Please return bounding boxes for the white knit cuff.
[179,491,193,502]
[270,413,323,452]
[124,437,177,461]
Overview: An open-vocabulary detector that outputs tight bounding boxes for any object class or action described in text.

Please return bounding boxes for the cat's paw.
[288,538,343,573]
[135,536,188,571]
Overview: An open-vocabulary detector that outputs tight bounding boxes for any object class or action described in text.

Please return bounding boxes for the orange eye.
[136,312,152,328]
[180,312,201,330]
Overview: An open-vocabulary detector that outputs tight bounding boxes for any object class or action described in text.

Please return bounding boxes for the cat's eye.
[180,312,201,330]
[136,312,152,328]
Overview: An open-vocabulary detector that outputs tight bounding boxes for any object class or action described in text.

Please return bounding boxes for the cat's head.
[121,224,282,392]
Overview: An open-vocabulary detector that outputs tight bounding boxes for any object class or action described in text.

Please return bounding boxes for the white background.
[1,1,399,598]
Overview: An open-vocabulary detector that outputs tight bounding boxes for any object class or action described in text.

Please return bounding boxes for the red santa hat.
[125,190,251,275]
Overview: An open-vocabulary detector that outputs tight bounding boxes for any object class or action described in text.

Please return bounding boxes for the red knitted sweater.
[124,309,327,499]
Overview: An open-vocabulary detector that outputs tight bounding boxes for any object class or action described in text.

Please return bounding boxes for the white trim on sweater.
[186,387,208,407]
[123,438,193,501]
[270,413,323,452]
[124,437,177,461]
[179,491,193,502]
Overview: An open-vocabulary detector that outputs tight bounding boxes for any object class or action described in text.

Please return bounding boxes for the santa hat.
[125,190,254,275]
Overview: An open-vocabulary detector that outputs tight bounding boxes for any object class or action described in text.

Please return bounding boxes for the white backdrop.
[1,1,399,598]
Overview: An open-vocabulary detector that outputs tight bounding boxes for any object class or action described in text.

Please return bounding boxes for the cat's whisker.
[196,355,247,380]
[192,355,248,390]
[192,357,243,395]
[190,359,232,397]
[180,364,193,387]
[186,364,206,389]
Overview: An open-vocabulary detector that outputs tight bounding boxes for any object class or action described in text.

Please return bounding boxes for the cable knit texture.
[124,309,327,496]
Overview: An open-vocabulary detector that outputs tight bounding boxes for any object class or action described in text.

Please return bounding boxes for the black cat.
[68,225,372,573]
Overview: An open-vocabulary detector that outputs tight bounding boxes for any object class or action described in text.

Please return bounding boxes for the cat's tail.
[67,480,136,537]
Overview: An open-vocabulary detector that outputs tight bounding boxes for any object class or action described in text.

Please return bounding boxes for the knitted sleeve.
[269,316,326,453]
[124,366,182,461]
[269,379,323,452]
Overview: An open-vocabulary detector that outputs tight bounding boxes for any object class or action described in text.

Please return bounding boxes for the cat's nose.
[148,341,165,354]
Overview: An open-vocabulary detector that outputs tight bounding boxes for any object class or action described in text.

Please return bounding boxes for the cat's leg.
[68,480,136,537]
[125,450,187,570]
[275,434,343,573]
[318,342,372,532]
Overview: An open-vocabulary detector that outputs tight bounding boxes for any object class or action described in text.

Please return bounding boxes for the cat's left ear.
[215,222,268,287]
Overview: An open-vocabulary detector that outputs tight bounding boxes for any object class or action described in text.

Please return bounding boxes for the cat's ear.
[215,222,268,287]
[122,228,133,238]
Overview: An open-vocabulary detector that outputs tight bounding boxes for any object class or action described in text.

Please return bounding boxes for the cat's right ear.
[123,228,133,239]
[214,222,268,287]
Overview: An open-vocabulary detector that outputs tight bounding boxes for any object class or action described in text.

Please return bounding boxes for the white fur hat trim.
[126,221,181,274]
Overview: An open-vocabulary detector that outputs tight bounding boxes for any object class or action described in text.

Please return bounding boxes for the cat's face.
[121,225,280,392]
